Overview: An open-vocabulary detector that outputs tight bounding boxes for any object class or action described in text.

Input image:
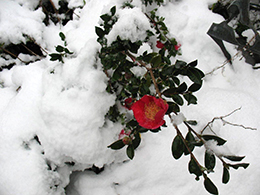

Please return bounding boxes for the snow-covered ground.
[0,0,260,194]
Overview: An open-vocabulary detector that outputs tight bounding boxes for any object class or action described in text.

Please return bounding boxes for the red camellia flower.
[131,95,168,129]
[156,41,165,49]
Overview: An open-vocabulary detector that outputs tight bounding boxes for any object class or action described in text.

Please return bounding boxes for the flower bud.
[122,136,132,145]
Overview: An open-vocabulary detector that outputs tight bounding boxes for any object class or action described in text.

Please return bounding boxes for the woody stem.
[148,68,162,98]
[124,50,162,98]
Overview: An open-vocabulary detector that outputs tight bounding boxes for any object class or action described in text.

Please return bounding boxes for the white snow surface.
[0,0,260,195]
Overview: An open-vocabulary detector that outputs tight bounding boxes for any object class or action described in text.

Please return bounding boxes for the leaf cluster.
[171,130,249,194]
[142,0,165,6]
[49,32,73,63]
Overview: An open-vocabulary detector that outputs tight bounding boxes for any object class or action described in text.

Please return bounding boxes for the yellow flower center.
[144,102,161,120]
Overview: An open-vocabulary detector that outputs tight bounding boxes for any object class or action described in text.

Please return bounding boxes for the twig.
[26,36,48,55]
[0,46,27,63]
[201,107,257,134]
[124,50,162,98]
[21,43,39,56]
[206,34,258,76]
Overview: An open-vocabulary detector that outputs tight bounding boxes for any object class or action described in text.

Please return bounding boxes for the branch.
[201,107,257,134]
[124,50,162,98]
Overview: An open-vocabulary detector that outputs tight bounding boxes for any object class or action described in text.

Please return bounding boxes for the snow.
[0,0,260,195]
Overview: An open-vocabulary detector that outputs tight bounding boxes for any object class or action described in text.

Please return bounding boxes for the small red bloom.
[156,41,165,49]
[131,95,168,129]
[118,129,131,140]
[174,43,181,51]
[123,98,134,110]
[119,129,132,145]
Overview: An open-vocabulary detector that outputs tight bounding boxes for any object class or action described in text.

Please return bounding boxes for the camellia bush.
[94,1,251,195]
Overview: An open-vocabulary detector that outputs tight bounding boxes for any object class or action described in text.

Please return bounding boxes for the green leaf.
[150,54,162,67]
[183,93,197,105]
[59,32,66,41]
[172,94,184,106]
[175,60,187,69]
[186,120,197,126]
[222,166,230,184]
[55,45,64,52]
[205,151,216,171]
[100,14,111,22]
[132,132,141,149]
[142,52,158,63]
[162,88,177,97]
[188,59,198,67]
[228,163,249,169]
[49,53,62,62]
[171,135,185,159]
[223,155,245,162]
[204,177,219,195]
[126,145,135,160]
[110,6,116,16]
[95,26,105,38]
[176,82,187,93]
[201,135,226,146]
[188,83,202,92]
[64,48,73,54]
[184,131,195,155]
[172,77,180,85]
[188,158,202,180]
[186,67,204,84]
[108,139,125,150]
[166,102,180,114]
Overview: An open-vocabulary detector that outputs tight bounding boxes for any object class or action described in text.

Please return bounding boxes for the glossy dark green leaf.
[166,102,180,114]
[228,163,249,169]
[193,140,203,147]
[188,83,202,92]
[186,120,198,126]
[188,158,202,180]
[171,135,185,159]
[184,131,195,155]
[176,82,187,93]
[95,26,105,38]
[222,166,230,184]
[188,59,198,67]
[108,139,125,150]
[205,151,216,171]
[172,94,184,106]
[126,145,135,160]
[64,48,73,54]
[150,54,162,67]
[49,53,62,62]
[132,132,141,149]
[204,177,219,195]
[162,88,177,97]
[110,6,116,16]
[175,60,187,69]
[59,32,66,41]
[223,155,245,162]
[201,135,226,146]
[55,45,64,52]
[172,77,180,85]
[100,14,111,22]
[183,93,197,105]
[142,52,158,63]
[186,67,204,84]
